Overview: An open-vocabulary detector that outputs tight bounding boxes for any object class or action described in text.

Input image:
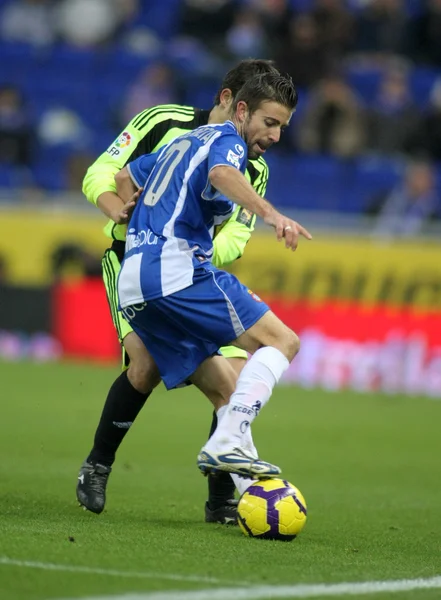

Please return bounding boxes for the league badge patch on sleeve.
[227,149,241,169]
[236,208,254,228]
[106,131,132,156]
[115,131,132,148]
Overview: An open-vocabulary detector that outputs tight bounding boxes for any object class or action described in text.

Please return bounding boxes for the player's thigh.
[190,354,238,411]
[225,356,247,378]
[220,344,247,378]
[123,331,161,392]
[233,310,300,361]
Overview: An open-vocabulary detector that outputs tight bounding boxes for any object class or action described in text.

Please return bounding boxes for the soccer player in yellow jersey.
[77,60,278,523]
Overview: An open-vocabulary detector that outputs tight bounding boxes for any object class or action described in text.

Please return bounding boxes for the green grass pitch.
[1,360,440,600]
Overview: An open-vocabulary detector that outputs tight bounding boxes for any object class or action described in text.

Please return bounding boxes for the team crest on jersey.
[115,131,132,148]
[236,208,254,228]
[248,289,262,302]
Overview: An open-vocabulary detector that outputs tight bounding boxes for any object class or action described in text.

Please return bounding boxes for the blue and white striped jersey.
[118,121,247,306]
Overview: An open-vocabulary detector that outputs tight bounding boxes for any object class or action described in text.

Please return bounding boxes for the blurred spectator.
[66,152,96,191]
[367,161,440,237]
[312,0,355,61]
[54,0,136,48]
[120,63,178,125]
[0,0,55,47]
[245,0,290,48]
[180,0,236,49]
[296,75,366,158]
[276,14,331,88]
[367,67,421,156]
[37,108,90,149]
[0,86,34,167]
[225,7,268,59]
[354,0,408,60]
[411,79,441,161]
[406,0,441,67]
[0,254,8,286]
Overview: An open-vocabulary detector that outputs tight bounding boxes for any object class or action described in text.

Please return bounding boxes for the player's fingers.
[276,221,284,241]
[290,233,299,251]
[283,225,294,249]
[121,201,136,223]
[298,224,313,240]
[288,228,299,251]
[132,188,143,202]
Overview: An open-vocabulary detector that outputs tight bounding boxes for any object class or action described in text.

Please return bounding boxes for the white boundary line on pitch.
[0,556,244,586]
[52,575,441,600]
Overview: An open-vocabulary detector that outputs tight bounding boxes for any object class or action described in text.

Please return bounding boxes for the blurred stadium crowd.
[1,0,441,233]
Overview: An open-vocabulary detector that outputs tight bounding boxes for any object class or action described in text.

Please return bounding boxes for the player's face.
[242,101,292,159]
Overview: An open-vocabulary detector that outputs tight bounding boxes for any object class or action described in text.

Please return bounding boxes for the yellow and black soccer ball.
[237,478,307,541]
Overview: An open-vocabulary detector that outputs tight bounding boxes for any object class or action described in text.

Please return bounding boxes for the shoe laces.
[86,464,110,494]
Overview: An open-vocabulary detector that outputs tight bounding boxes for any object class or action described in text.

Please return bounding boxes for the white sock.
[242,426,258,458]
[205,347,289,452]
[231,473,255,496]
[217,405,257,495]
[216,405,228,423]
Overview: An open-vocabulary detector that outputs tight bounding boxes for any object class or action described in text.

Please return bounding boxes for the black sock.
[87,371,150,467]
[206,410,236,509]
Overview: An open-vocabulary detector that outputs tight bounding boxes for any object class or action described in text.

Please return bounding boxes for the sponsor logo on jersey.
[236,207,254,228]
[126,228,158,251]
[226,149,241,168]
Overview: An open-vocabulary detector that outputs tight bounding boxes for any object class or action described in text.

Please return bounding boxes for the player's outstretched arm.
[209,165,312,251]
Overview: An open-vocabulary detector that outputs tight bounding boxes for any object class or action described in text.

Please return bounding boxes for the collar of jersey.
[225,120,238,132]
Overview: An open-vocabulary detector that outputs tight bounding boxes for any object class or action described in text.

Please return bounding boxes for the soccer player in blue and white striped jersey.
[115,72,312,479]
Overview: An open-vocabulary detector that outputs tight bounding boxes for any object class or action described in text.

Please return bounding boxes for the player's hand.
[264,210,312,251]
[113,188,143,224]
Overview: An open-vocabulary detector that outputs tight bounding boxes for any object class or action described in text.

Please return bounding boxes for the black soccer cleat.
[205,499,239,525]
[76,460,111,514]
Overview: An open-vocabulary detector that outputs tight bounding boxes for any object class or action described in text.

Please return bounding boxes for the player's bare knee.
[128,360,160,394]
[283,330,300,362]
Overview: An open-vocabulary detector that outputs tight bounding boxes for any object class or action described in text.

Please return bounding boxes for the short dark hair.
[214,59,279,105]
[233,72,298,114]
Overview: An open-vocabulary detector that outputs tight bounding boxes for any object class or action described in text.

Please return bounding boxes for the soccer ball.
[237,478,307,541]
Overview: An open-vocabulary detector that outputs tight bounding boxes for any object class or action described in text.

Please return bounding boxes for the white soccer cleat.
[197,447,281,479]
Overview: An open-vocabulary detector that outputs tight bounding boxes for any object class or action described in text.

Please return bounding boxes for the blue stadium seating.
[0,36,440,211]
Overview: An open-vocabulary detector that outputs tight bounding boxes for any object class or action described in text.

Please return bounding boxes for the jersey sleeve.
[208,133,247,176]
[252,157,270,198]
[126,151,158,188]
[82,105,196,206]
[212,205,255,267]
[82,121,146,206]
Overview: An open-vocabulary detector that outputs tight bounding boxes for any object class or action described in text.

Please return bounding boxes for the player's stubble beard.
[237,113,260,160]
[232,109,259,160]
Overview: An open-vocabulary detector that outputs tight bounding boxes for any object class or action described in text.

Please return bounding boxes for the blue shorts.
[122,265,269,389]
